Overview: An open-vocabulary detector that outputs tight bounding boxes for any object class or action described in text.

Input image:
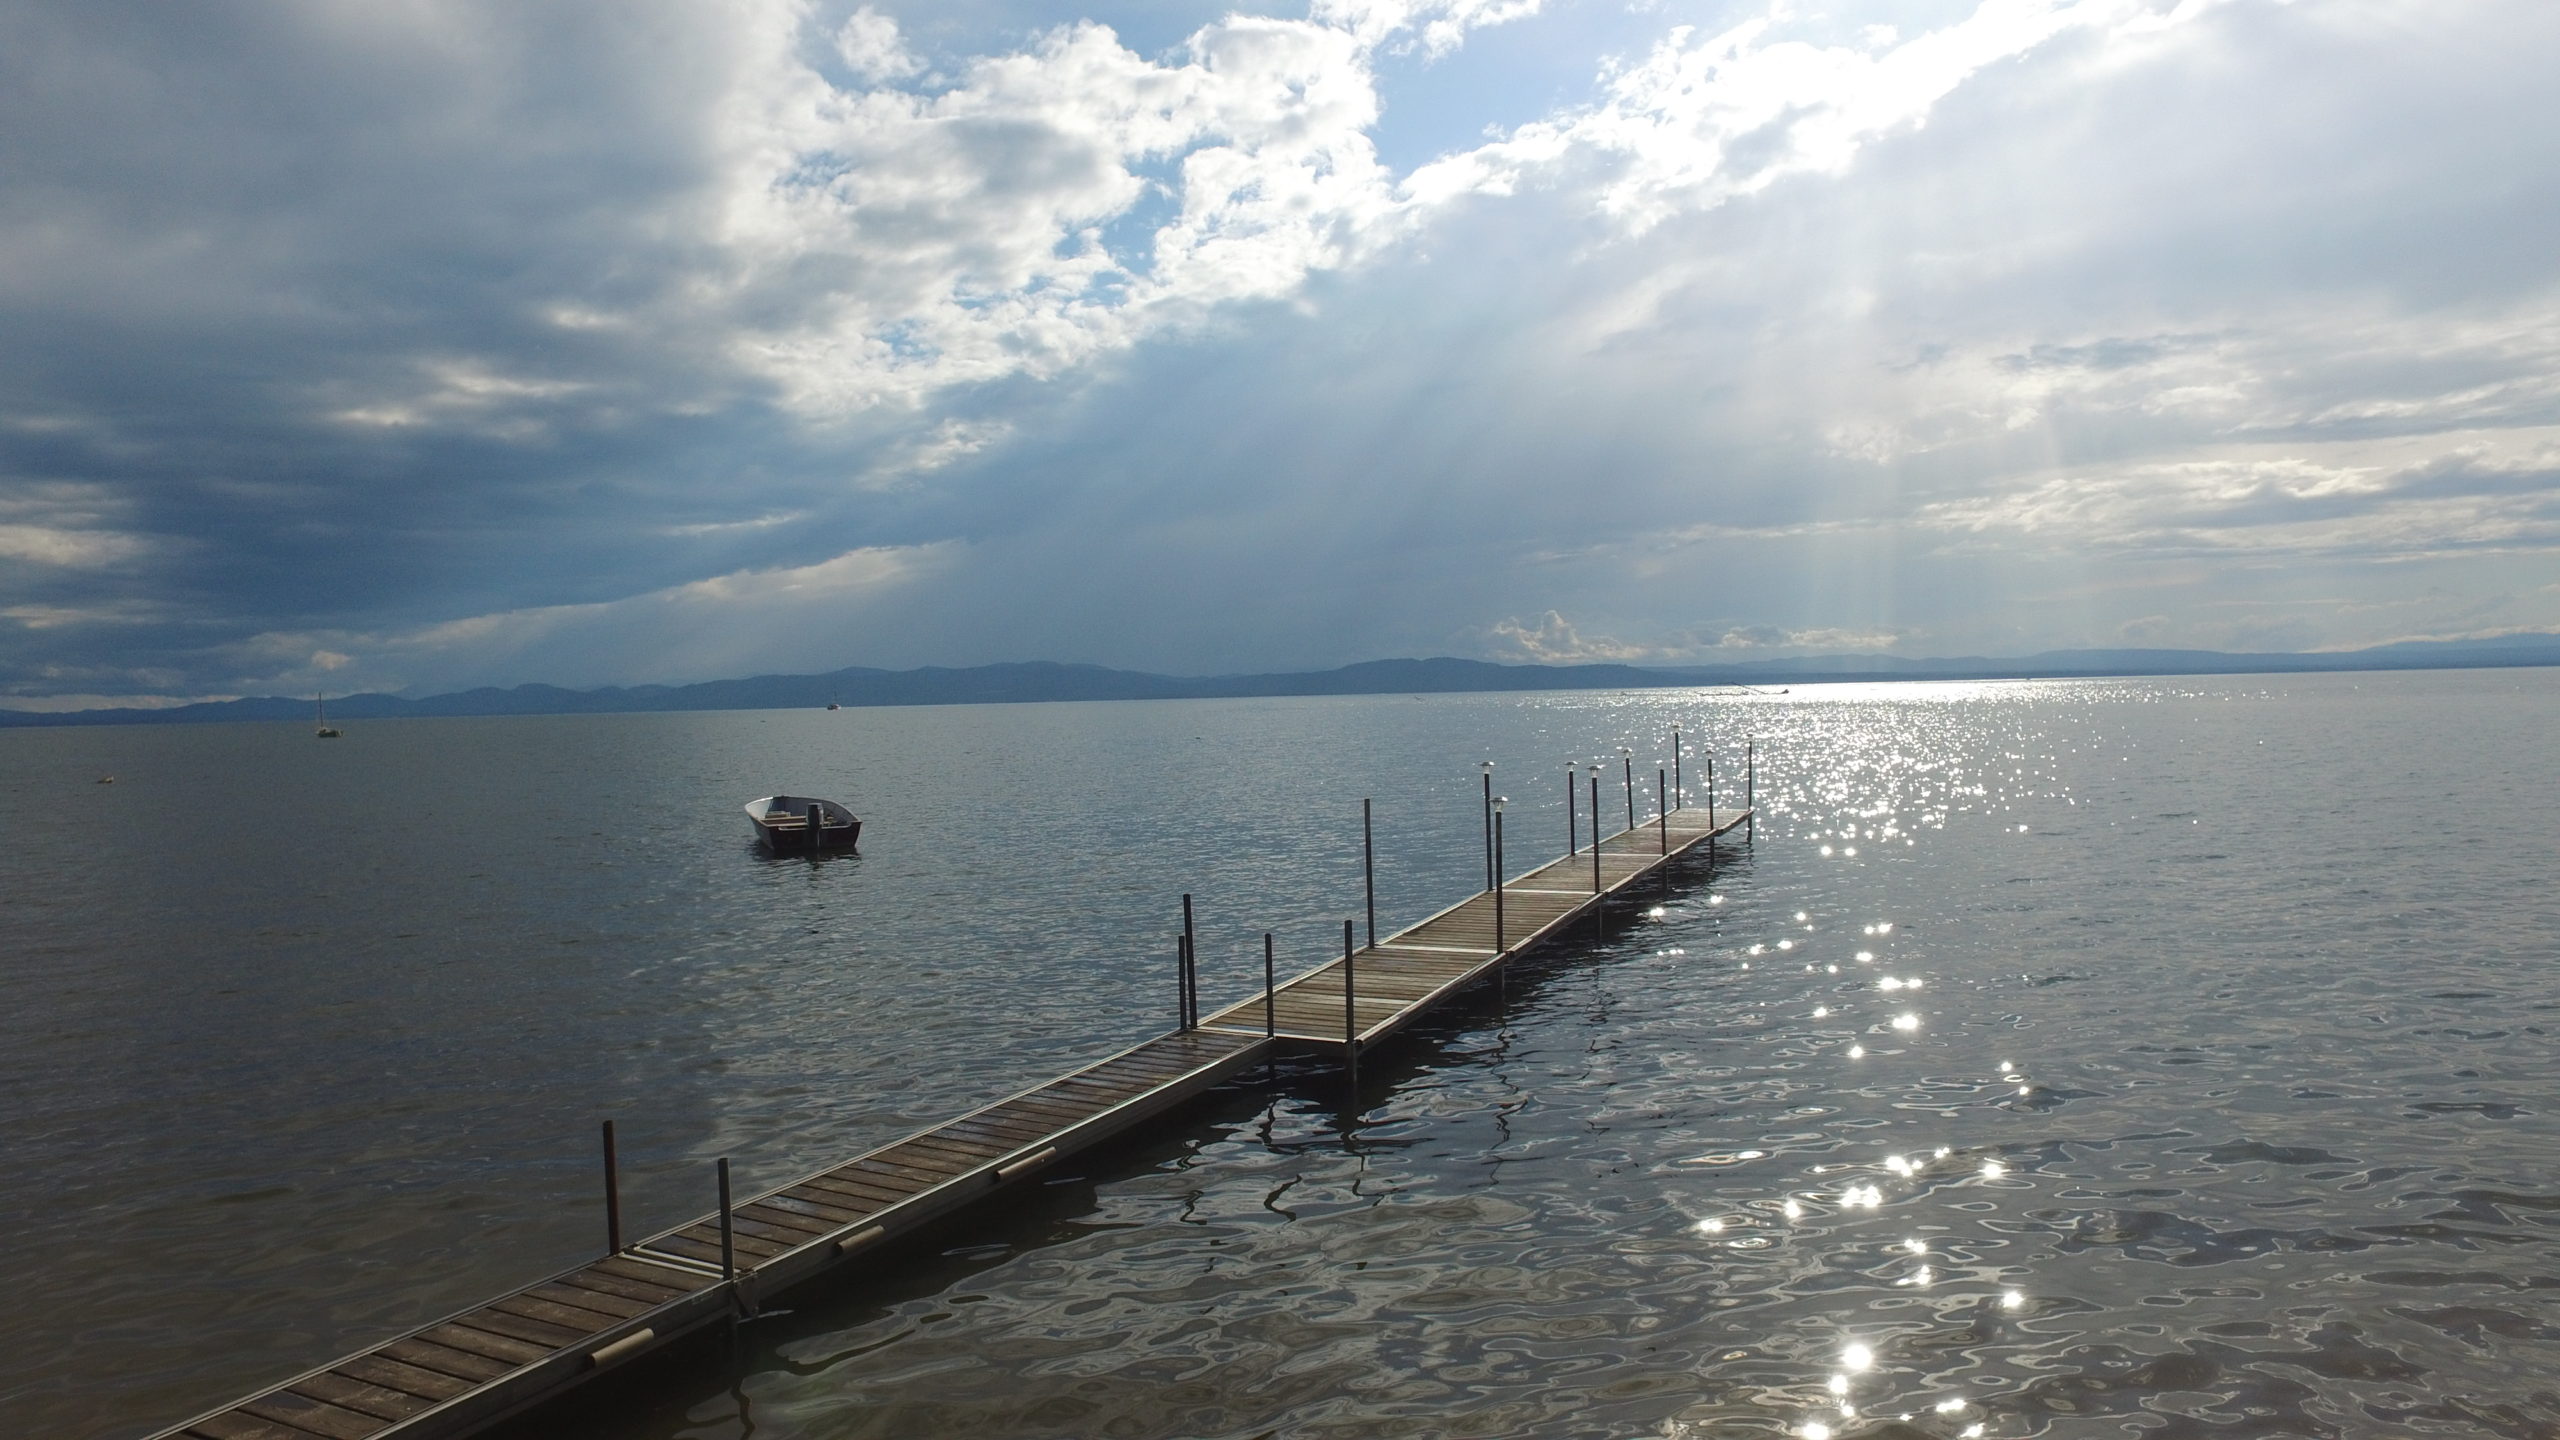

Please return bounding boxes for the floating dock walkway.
[148,799,1751,1440]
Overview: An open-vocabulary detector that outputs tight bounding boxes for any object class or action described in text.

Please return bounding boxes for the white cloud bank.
[1409,0,2243,222]
[705,0,2254,416]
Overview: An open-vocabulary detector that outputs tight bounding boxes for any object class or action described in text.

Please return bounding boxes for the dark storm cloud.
[0,3,855,685]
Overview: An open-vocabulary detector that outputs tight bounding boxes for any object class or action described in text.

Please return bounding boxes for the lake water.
[4,671,2556,1439]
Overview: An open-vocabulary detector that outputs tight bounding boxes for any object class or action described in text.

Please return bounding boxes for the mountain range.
[7,634,2557,727]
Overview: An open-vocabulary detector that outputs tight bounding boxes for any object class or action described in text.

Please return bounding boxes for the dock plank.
[377,1338,513,1384]
[419,1323,550,1367]
[332,1355,476,1403]
[187,1414,337,1440]
[751,1192,867,1226]
[892,1134,1010,1166]
[711,1213,829,1249]
[937,1113,1059,1144]
[803,1165,925,1195]
[642,1234,737,1269]
[837,1154,968,1188]
[465,1304,601,1348]
[235,1393,386,1440]
[793,1176,908,1207]
[579,1260,695,1301]
[665,1225,789,1261]
[878,1136,993,1167]
[731,1202,841,1236]
[524,1281,656,1320]
[286,1373,434,1424]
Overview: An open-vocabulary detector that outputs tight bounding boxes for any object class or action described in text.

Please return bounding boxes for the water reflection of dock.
[147,801,1749,1440]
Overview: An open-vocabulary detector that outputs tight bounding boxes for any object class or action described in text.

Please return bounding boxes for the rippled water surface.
[4,672,2556,1439]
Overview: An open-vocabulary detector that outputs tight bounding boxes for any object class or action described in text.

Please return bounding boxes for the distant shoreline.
[5,637,2557,728]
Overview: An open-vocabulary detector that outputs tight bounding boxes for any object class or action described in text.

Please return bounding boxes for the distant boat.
[827,702,841,711]
[315,695,341,738]
[745,795,861,852]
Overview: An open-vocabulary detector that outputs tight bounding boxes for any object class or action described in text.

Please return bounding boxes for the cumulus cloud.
[1917,432,2560,559]
[1314,0,1546,57]
[833,7,922,84]
[703,9,1416,413]
[1407,0,2236,224]
[1480,611,1652,663]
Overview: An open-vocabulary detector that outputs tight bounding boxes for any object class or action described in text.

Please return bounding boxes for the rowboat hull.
[744,795,862,852]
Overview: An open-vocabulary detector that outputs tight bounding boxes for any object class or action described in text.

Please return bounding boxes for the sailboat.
[315,694,341,738]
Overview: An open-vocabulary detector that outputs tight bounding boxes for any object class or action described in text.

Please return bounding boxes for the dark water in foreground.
[3,671,2556,1439]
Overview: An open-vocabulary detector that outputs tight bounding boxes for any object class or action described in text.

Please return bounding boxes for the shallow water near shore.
[4,670,2556,1439]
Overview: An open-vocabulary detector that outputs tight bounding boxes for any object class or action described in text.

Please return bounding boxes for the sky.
[4,0,2558,707]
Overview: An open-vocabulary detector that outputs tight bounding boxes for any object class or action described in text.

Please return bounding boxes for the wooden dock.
[144,801,1748,1440]
[1202,802,1751,1050]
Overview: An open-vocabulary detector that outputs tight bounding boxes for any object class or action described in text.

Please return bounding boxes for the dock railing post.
[1479,762,1494,892]
[1264,932,1275,1037]
[716,1156,737,1287]
[599,1117,619,1250]
[601,1120,622,1257]
[805,803,823,852]
[1183,894,1200,1029]
[1708,754,1716,829]
[1176,936,1190,1031]
[1493,799,1506,953]
[1363,799,1376,950]
[1673,731,1682,809]
[1343,919,1358,1092]
[1659,769,1668,853]
[1747,737,1756,843]
[1588,768,1602,895]
[1620,748,1635,832]
[1567,764,1578,855]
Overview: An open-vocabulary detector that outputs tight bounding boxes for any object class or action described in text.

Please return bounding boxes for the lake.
[4,670,2555,1438]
